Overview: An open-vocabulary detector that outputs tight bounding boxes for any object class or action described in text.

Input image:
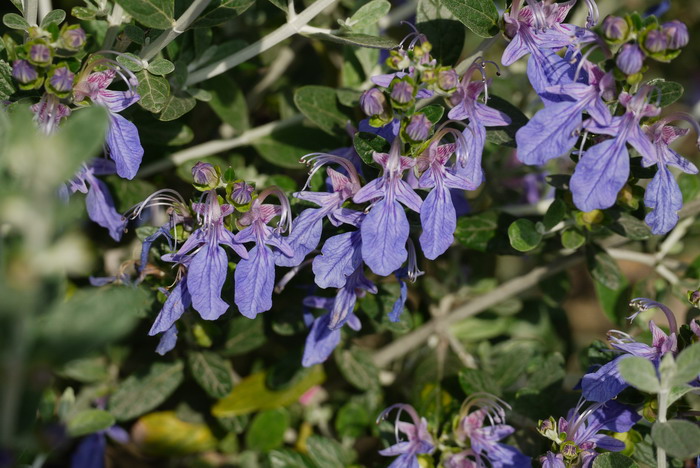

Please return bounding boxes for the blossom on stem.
[353,138,422,276]
[377,404,434,468]
[235,187,294,318]
[581,298,678,402]
[570,86,658,212]
[74,63,143,180]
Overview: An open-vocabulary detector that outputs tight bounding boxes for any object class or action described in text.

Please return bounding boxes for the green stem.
[140,0,212,61]
[657,389,668,468]
[24,0,38,25]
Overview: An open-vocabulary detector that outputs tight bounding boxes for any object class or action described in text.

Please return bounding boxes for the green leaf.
[334,347,380,391]
[254,124,341,169]
[416,0,465,64]
[354,131,388,167]
[114,0,174,29]
[543,198,566,230]
[455,211,498,251]
[104,176,156,212]
[305,435,349,468]
[335,401,371,438]
[158,94,196,121]
[71,6,96,20]
[59,357,109,383]
[36,286,150,362]
[3,13,29,30]
[187,351,234,399]
[336,88,362,107]
[508,219,542,252]
[202,75,250,132]
[459,368,501,396]
[442,0,499,37]
[0,61,17,100]
[109,361,185,421]
[222,316,266,356]
[679,172,700,203]
[268,450,316,468]
[212,367,325,417]
[594,276,630,325]
[561,229,585,249]
[422,105,444,124]
[245,409,289,452]
[672,342,700,386]
[484,96,529,147]
[138,120,194,147]
[617,356,660,394]
[592,452,640,468]
[294,86,349,135]
[117,53,145,72]
[40,9,66,28]
[308,32,399,49]
[587,246,623,290]
[9,0,22,14]
[191,0,256,28]
[651,420,700,459]
[646,79,684,107]
[345,0,391,30]
[67,409,115,437]
[148,58,175,76]
[521,353,565,393]
[136,71,170,113]
[608,212,651,240]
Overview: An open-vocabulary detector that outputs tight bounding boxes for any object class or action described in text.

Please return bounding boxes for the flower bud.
[663,20,689,49]
[616,44,644,75]
[386,49,410,70]
[405,113,431,141]
[11,60,38,84]
[688,289,700,308]
[231,181,254,205]
[437,69,459,91]
[561,442,578,459]
[359,88,386,116]
[390,80,415,105]
[644,30,667,53]
[28,42,52,66]
[61,26,87,50]
[192,162,219,187]
[47,66,75,94]
[601,15,628,41]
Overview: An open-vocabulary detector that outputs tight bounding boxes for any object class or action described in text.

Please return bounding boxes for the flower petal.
[516,101,582,165]
[106,113,144,180]
[571,138,629,212]
[361,199,409,276]
[645,164,683,235]
[85,175,127,241]
[275,208,324,267]
[155,325,178,355]
[312,231,362,289]
[419,185,456,260]
[581,358,628,403]
[149,279,191,335]
[234,245,275,318]
[188,244,229,320]
[302,312,341,367]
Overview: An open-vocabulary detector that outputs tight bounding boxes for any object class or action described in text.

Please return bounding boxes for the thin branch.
[140,0,213,62]
[38,0,51,22]
[24,0,38,25]
[247,43,301,109]
[102,3,124,50]
[656,216,695,261]
[137,115,304,177]
[186,0,339,86]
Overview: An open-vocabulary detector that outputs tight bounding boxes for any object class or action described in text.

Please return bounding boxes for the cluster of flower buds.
[10,21,86,96]
[601,13,689,83]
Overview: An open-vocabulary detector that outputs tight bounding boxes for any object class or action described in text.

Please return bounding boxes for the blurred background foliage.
[1,0,700,467]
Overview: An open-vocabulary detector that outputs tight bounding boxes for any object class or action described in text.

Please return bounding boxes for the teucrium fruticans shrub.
[1,0,700,466]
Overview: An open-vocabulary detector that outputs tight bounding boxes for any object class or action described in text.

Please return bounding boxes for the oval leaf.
[651,419,700,459]
[67,409,115,437]
[294,85,349,135]
[187,351,234,398]
[442,0,500,38]
[508,219,542,252]
[617,356,660,394]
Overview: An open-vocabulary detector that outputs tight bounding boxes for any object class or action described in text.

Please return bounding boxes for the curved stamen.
[406,239,423,282]
[525,0,547,31]
[572,44,600,83]
[299,153,361,190]
[583,0,599,28]
[656,113,700,148]
[629,298,678,335]
[124,189,188,220]
[257,186,293,234]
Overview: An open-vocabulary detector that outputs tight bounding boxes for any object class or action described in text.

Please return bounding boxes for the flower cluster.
[7,15,145,241]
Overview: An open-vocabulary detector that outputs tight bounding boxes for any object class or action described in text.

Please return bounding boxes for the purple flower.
[547,400,640,466]
[231,181,254,205]
[540,452,565,468]
[644,30,668,53]
[663,20,689,49]
[353,138,422,276]
[31,93,71,134]
[390,80,415,105]
[415,132,471,259]
[235,188,294,318]
[148,277,191,351]
[192,162,218,187]
[448,62,511,188]
[11,60,38,84]
[516,64,614,166]
[616,44,644,75]
[301,269,375,366]
[63,159,126,241]
[570,86,659,212]
[71,425,128,468]
[453,394,531,468]
[29,43,52,66]
[161,190,248,321]
[312,228,363,289]
[74,68,143,180]
[360,88,387,116]
[641,115,700,234]
[48,66,75,94]
[277,154,361,268]
[405,113,432,142]
[377,404,434,467]
[601,16,628,41]
[62,26,87,50]
[437,69,459,92]
[581,298,678,402]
